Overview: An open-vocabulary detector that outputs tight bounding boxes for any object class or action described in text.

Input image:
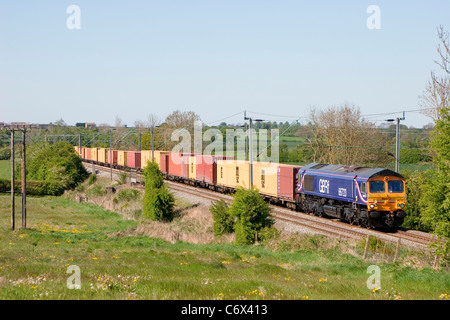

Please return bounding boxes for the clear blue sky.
[1,0,449,128]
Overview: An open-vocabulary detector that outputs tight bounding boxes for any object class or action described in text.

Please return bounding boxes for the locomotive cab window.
[369,181,385,193]
[361,182,367,193]
[388,181,404,193]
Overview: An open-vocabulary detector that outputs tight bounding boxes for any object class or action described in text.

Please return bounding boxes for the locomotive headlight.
[370,204,375,209]
[398,203,405,209]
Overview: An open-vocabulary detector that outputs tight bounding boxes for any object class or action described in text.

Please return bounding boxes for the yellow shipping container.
[141,150,170,169]
[252,162,279,197]
[118,151,128,166]
[216,160,250,189]
[188,156,196,180]
[91,148,99,162]
[74,146,79,155]
[97,148,107,164]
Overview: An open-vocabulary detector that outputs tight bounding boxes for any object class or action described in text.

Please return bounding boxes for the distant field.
[0,160,10,180]
[0,193,448,300]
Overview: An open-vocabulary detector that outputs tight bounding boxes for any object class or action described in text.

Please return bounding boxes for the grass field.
[0,193,448,300]
[0,160,10,180]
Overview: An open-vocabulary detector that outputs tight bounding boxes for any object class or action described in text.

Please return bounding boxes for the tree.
[142,161,174,221]
[229,187,273,245]
[420,26,450,121]
[26,141,88,189]
[309,103,391,167]
[417,26,450,265]
[210,200,234,237]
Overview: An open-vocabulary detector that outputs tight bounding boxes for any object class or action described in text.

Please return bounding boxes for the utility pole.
[386,112,405,173]
[244,111,263,188]
[21,130,26,228]
[109,129,113,180]
[151,127,155,161]
[11,129,15,231]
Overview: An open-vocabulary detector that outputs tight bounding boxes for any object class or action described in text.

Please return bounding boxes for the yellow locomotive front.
[367,175,406,228]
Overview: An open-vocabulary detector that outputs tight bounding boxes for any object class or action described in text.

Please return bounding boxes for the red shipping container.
[278,164,302,200]
[86,148,92,160]
[160,154,169,173]
[106,150,118,164]
[81,147,86,159]
[196,155,234,184]
[195,155,216,184]
[127,151,141,168]
[168,153,189,178]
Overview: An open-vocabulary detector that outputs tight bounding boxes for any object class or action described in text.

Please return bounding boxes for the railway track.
[83,161,438,249]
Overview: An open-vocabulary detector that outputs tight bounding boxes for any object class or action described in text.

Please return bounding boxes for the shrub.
[142,161,174,221]
[116,188,140,202]
[88,174,97,185]
[229,187,273,245]
[143,185,175,221]
[210,200,234,237]
[26,142,88,190]
[142,161,164,189]
[116,172,128,185]
[0,147,11,160]
[0,179,66,196]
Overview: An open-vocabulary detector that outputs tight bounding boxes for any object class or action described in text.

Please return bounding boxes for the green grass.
[0,194,448,300]
[0,160,10,180]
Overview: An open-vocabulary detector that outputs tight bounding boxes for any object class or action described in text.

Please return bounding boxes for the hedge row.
[0,179,66,196]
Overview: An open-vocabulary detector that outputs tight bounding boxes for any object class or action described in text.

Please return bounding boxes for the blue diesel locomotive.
[297,163,406,228]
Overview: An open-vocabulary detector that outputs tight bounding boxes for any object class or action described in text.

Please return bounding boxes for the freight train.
[74,146,406,229]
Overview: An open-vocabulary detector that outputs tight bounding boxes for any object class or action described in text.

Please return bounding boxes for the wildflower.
[440,293,448,300]
[319,278,327,282]
[372,288,380,294]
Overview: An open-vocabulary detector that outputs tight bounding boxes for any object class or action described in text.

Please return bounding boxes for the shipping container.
[278,164,302,200]
[168,153,189,178]
[74,146,79,155]
[97,148,107,164]
[141,150,170,169]
[86,148,92,161]
[216,160,250,189]
[160,153,169,173]
[106,150,118,164]
[117,151,128,167]
[188,156,196,180]
[91,148,99,162]
[127,151,141,168]
[81,147,86,159]
[252,162,279,197]
[195,155,233,184]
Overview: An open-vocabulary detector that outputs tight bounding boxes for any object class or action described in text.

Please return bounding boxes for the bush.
[116,172,128,185]
[229,187,273,245]
[0,179,66,196]
[142,161,174,221]
[26,142,88,190]
[88,174,97,185]
[116,188,140,202]
[210,200,234,237]
[400,149,432,164]
[0,147,11,160]
[143,185,175,221]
